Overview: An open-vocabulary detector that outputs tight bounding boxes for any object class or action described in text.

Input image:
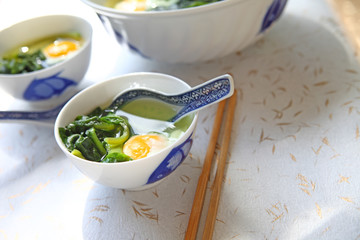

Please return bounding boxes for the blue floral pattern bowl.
[54,72,199,190]
[81,0,287,63]
[0,15,92,107]
[147,134,193,185]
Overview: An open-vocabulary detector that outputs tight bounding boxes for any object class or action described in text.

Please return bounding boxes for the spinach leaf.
[102,147,132,163]
[75,136,103,161]
[178,0,221,8]
[59,109,134,163]
[0,50,47,74]
[148,0,222,11]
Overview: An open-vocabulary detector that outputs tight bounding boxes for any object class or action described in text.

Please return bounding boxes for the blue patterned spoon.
[109,74,234,122]
[0,103,65,125]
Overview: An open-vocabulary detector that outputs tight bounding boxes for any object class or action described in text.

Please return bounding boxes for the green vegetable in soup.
[60,96,194,163]
[176,0,221,9]
[0,50,46,74]
[59,107,134,163]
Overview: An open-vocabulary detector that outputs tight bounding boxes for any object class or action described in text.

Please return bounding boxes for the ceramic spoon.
[108,74,234,134]
[0,103,64,125]
[110,74,234,122]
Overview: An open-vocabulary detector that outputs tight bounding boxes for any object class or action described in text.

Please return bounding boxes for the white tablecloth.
[1,0,360,239]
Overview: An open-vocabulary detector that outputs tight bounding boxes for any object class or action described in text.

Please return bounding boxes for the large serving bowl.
[81,0,287,63]
[0,15,92,107]
[54,72,198,190]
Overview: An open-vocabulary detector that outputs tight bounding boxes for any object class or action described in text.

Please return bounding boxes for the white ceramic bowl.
[54,72,198,190]
[0,15,92,107]
[81,0,287,63]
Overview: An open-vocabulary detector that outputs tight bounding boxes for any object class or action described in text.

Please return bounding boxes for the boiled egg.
[123,133,168,160]
[42,39,80,65]
[114,0,146,11]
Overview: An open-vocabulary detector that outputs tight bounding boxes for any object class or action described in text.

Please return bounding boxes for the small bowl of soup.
[0,15,92,107]
[80,0,287,63]
[54,72,198,190]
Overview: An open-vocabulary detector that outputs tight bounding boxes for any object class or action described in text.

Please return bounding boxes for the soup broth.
[118,98,193,139]
[0,32,83,74]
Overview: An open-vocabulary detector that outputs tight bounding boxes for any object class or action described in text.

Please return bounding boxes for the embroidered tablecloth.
[0,0,359,239]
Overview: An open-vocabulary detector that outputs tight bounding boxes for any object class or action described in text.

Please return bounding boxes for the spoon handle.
[169,74,234,121]
[110,74,234,122]
[0,104,63,121]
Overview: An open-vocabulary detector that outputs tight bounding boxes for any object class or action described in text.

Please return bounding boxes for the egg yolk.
[123,134,168,160]
[43,40,78,58]
[115,0,146,11]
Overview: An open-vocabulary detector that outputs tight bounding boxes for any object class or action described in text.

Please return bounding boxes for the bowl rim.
[54,72,199,166]
[80,0,251,18]
[0,14,92,78]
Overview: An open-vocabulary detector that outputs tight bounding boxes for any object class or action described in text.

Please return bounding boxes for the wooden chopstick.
[184,99,227,240]
[184,90,237,240]
[328,0,360,58]
[202,90,237,240]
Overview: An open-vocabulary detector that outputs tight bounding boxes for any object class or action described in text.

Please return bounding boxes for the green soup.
[0,32,83,74]
[59,97,194,163]
[119,97,194,137]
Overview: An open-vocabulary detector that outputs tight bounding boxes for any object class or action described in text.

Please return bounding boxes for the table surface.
[1,0,360,239]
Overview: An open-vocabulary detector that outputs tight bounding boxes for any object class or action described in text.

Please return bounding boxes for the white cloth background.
[0,0,359,239]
